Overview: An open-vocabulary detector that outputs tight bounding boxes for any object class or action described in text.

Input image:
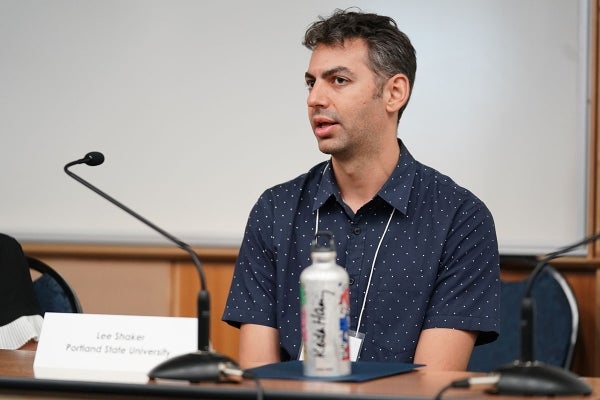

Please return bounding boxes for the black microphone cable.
[241,371,264,400]
[433,375,499,400]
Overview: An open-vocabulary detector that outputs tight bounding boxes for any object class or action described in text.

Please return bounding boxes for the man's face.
[304,38,389,160]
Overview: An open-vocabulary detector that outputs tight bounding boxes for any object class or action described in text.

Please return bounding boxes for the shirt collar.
[312,139,417,215]
[313,161,337,211]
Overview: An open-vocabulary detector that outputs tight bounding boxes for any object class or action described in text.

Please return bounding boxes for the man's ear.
[385,74,410,114]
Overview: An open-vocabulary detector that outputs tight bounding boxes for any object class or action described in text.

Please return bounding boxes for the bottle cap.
[311,231,336,252]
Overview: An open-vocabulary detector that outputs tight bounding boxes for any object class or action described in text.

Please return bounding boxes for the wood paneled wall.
[22,244,241,361]
[20,243,600,377]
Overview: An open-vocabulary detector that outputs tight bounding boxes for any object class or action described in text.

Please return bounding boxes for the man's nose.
[307,82,328,108]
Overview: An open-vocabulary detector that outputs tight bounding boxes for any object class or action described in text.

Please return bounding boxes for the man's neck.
[331,139,400,213]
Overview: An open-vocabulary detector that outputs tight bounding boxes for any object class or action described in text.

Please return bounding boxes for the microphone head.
[84,151,105,166]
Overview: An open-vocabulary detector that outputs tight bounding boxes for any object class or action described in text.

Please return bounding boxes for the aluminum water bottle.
[300,231,350,377]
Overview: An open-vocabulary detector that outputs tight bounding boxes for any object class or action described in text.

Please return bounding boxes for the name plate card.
[33,312,197,383]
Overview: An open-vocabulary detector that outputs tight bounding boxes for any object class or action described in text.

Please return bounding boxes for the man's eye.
[334,77,348,85]
[305,80,315,89]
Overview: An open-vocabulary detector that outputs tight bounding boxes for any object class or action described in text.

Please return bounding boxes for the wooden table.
[0,350,598,399]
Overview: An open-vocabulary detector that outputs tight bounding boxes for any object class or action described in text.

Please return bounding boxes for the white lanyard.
[304,163,395,361]
[314,203,395,332]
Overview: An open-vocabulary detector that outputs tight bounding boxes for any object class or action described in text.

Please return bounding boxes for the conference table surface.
[0,350,599,400]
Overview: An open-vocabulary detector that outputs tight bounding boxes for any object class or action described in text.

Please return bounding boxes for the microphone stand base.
[489,361,592,396]
[148,351,243,383]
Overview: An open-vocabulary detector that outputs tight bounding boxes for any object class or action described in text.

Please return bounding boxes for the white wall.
[0,0,590,254]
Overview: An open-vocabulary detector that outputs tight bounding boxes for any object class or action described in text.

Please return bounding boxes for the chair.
[28,256,83,314]
[467,263,578,372]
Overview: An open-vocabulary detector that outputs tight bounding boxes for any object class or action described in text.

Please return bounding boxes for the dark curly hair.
[303,8,417,121]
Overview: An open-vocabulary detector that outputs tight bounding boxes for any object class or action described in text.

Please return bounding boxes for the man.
[223,9,499,370]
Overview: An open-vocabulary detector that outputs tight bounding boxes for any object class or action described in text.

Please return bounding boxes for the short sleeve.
[422,199,500,345]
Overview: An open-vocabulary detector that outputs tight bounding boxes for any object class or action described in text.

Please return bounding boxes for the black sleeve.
[0,234,40,326]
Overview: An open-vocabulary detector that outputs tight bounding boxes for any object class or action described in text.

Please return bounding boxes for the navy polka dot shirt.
[223,141,500,363]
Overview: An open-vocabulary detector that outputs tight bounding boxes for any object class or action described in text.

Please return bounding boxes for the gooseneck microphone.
[64,152,242,383]
[519,231,600,364]
[489,232,600,396]
[437,234,600,399]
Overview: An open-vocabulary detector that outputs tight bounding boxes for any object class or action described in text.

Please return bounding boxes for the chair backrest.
[28,256,83,314]
[467,265,578,372]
